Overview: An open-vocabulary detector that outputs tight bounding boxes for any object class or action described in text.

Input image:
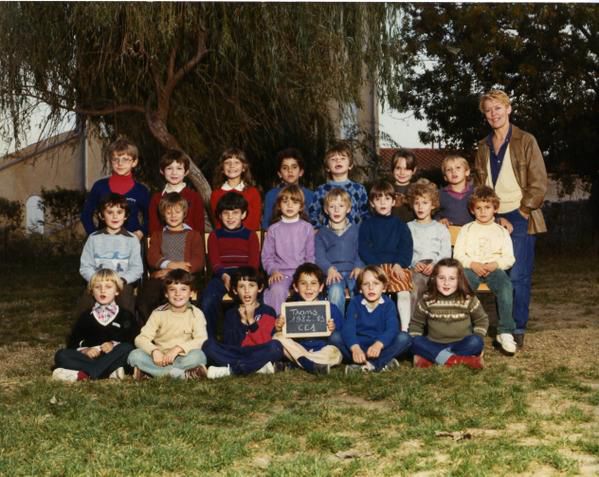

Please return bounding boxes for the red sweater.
[147,228,205,276]
[148,187,205,235]
[207,227,260,276]
[210,186,262,231]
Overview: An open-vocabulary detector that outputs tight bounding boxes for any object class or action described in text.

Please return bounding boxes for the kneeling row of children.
[53,257,488,381]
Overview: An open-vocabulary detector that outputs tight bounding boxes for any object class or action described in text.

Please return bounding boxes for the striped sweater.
[409,293,488,344]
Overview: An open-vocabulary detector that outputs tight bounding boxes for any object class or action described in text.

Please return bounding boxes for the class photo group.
[51,89,548,383]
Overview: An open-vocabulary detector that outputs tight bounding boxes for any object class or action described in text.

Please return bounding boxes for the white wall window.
[26,195,44,234]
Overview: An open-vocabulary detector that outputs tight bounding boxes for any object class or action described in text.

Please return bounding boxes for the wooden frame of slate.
[281,300,331,338]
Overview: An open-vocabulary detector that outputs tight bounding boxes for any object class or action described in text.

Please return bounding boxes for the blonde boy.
[436,155,474,226]
[453,186,517,355]
[308,142,369,227]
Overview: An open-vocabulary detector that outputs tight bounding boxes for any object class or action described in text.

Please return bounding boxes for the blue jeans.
[127,348,207,378]
[465,268,515,334]
[499,209,536,334]
[327,272,356,318]
[202,339,283,375]
[411,335,484,364]
[199,277,228,338]
[54,343,134,379]
[329,331,412,371]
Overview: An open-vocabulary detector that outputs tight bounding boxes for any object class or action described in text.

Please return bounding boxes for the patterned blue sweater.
[308,179,369,228]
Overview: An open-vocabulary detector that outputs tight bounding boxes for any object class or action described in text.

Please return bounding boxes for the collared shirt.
[487,124,513,186]
[96,227,131,237]
[361,297,385,313]
[221,181,245,192]
[163,182,187,194]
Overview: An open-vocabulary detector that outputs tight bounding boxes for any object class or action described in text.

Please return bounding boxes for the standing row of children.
[52,136,520,381]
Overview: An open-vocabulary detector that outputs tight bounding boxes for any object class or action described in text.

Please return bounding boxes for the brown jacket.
[474,125,547,234]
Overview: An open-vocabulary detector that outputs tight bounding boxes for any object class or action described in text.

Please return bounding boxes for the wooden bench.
[448,225,490,293]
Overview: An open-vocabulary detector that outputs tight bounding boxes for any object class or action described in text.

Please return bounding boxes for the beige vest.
[486,147,522,213]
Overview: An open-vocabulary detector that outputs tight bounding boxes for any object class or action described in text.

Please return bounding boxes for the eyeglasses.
[111,156,134,164]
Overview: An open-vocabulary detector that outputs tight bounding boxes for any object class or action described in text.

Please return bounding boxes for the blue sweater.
[262,185,315,229]
[309,179,369,228]
[81,177,150,236]
[358,214,413,268]
[342,294,399,348]
[315,223,364,274]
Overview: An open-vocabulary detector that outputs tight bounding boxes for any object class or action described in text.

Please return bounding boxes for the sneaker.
[52,368,79,382]
[344,364,364,375]
[311,363,331,375]
[274,361,294,373]
[495,333,517,355]
[382,358,401,372]
[413,355,434,368]
[184,365,208,380]
[133,367,150,381]
[256,362,275,375]
[207,365,231,379]
[513,333,525,349]
[108,367,125,380]
[445,353,484,370]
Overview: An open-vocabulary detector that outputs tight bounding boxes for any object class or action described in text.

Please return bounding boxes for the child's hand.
[153,269,169,279]
[269,271,284,284]
[168,261,192,272]
[350,345,366,364]
[163,346,183,365]
[151,349,166,366]
[350,267,362,279]
[133,230,144,241]
[275,316,285,332]
[100,341,114,354]
[498,217,513,234]
[421,262,434,276]
[439,218,451,227]
[239,303,259,325]
[482,262,498,274]
[222,273,231,291]
[414,261,426,273]
[470,262,488,277]
[326,267,342,285]
[391,264,406,281]
[82,347,101,359]
[327,319,335,332]
[367,341,383,359]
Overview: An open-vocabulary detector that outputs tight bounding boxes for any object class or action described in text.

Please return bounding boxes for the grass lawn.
[0,253,598,476]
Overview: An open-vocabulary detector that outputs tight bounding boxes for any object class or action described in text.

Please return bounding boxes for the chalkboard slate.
[282,300,331,338]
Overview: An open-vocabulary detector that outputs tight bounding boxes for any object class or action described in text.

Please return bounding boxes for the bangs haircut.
[469,186,500,210]
[441,154,470,173]
[407,178,440,209]
[158,192,189,220]
[426,258,473,303]
[324,141,353,166]
[107,138,138,161]
[216,192,249,216]
[479,89,511,113]
[98,193,130,217]
[272,184,308,223]
[323,187,351,209]
[390,149,417,170]
[164,269,194,289]
[87,269,123,294]
[160,149,191,172]
[369,180,395,202]
[231,266,265,298]
[213,147,255,188]
[357,265,388,289]
[292,262,325,287]
[276,148,304,170]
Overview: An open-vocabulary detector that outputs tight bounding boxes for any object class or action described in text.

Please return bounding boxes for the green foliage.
[391,4,598,176]
[0,196,23,230]
[39,187,86,242]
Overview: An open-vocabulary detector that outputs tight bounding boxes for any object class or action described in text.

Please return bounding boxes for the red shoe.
[445,353,484,369]
[413,354,434,368]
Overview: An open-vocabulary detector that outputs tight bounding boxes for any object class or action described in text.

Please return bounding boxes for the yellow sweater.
[453,221,515,270]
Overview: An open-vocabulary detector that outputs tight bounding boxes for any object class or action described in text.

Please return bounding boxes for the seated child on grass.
[148,150,205,234]
[390,148,417,223]
[137,192,205,323]
[358,180,414,331]
[200,192,260,337]
[406,179,451,315]
[262,148,315,228]
[128,269,208,380]
[273,263,344,375]
[409,258,488,369]
[53,269,139,381]
[436,155,474,226]
[202,267,284,379]
[78,193,143,316]
[336,266,412,373]
[453,186,517,356]
[315,188,363,317]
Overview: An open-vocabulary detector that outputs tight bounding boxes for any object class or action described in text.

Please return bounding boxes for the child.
[262,148,315,229]
[315,188,363,317]
[409,258,488,369]
[390,149,417,223]
[200,192,260,337]
[406,179,452,316]
[453,186,517,355]
[148,149,205,234]
[78,193,143,315]
[202,267,284,378]
[308,142,369,228]
[81,138,149,240]
[273,263,344,374]
[53,270,139,381]
[128,269,208,379]
[358,180,414,331]
[337,266,412,373]
[261,185,315,315]
[210,148,262,231]
[436,155,474,226]
[137,192,205,323]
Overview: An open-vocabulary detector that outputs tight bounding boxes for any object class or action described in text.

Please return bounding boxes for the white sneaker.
[256,362,275,375]
[207,365,231,379]
[52,368,79,382]
[109,367,125,380]
[496,333,517,355]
